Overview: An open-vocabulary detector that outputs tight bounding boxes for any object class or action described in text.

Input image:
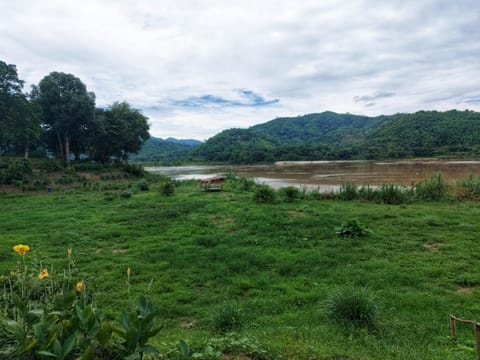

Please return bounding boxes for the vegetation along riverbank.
[2,160,480,358]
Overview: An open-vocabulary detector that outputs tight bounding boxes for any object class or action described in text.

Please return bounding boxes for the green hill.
[139,110,480,163]
[130,137,201,162]
[192,110,480,163]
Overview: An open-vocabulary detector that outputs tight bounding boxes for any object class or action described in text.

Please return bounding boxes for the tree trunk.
[56,130,64,160]
[65,136,70,166]
[24,145,29,159]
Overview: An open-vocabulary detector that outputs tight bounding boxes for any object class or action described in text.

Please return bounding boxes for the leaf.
[10,292,25,312]
[179,339,190,357]
[37,350,59,358]
[97,322,112,346]
[60,333,76,360]
[137,344,159,354]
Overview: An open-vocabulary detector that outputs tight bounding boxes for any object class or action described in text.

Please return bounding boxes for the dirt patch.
[423,242,441,252]
[288,210,305,217]
[95,248,103,253]
[179,320,197,329]
[112,248,129,254]
[457,287,475,294]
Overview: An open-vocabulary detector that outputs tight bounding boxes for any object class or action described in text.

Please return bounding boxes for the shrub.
[159,180,175,196]
[338,183,358,201]
[322,287,380,328]
[225,173,256,192]
[121,189,133,198]
[253,185,276,204]
[459,174,480,200]
[415,172,448,201]
[123,163,145,177]
[375,184,410,204]
[212,301,246,333]
[335,219,369,237]
[278,186,300,203]
[134,180,150,192]
[358,185,377,202]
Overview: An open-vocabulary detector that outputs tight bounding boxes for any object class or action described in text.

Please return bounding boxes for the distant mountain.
[191,110,480,163]
[130,136,201,162]
[165,137,203,147]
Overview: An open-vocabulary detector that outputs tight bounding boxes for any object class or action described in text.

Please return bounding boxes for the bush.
[159,180,176,196]
[134,180,150,192]
[459,174,480,200]
[212,302,246,333]
[338,183,358,201]
[335,219,369,237]
[375,184,410,204]
[253,185,276,204]
[322,287,380,328]
[123,163,145,177]
[225,173,256,192]
[278,186,300,203]
[415,172,448,201]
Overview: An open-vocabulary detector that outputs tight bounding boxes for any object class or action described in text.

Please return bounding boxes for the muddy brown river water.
[145,160,480,192]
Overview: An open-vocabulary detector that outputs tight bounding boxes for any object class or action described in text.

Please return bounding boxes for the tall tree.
[38,72,95,165]
[0,60,25,154]
[89,102,150,163]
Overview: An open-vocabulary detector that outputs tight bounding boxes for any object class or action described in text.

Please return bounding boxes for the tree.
[0,61,42,158]
[38,72,95,165]
[0,60,25,154]
[89,102,149,163]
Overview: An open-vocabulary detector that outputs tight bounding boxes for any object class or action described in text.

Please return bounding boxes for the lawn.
[1,178,480,359]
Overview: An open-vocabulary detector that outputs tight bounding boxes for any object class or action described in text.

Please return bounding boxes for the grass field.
[1,176,480,359]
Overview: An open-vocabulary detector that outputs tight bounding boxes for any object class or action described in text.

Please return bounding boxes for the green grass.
[2,180,480,358]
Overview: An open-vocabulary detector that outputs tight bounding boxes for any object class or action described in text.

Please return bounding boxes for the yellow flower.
[38,269,49,280]
[127,267,131,277]
[13,244,30,256]
[76,281,84,292]
[67,248,72,256]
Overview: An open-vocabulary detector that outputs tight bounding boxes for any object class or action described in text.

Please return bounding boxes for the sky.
[1,0,479,140]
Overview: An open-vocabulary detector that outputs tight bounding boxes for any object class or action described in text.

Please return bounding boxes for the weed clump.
[335,219,369,237]
[159,180,176,196]
[253,185,276,204]
[212,301,246,333]
[415,172,448,200]
[278,186,300,203]
[322,287,380,329]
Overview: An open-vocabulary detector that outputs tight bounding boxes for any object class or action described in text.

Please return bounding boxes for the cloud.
[354,91,395,104]
[171,90,279,109]
[0,0,479,139]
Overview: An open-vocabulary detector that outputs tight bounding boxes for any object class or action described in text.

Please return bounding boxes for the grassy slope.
[1,182,480,359]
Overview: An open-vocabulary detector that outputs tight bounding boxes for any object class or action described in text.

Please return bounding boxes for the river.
[145,159,480,192]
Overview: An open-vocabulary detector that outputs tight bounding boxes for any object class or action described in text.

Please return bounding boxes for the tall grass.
[414,172,448,201]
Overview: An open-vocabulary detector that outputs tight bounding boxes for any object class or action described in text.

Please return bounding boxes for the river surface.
[145,160,480,192]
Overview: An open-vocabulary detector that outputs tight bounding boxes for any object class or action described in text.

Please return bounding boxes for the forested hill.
[189,110,480,163]
[130,137,202,162]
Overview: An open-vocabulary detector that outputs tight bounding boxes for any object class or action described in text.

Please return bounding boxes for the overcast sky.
[1,0,479,140]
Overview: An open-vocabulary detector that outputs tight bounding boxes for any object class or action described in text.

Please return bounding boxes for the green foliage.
[225,173,256,192]
[123,163,145,177]
[415,173,448,201]
[159,180,176,196]
[252,185,276,204]
[338,183,358,201]
[322,287,380,328]
[0,159,33,185]
[335,219,369,237]
[0,246,161,359]
[212,302,246,333]
[278,186,301,203]
[375,184,411,204]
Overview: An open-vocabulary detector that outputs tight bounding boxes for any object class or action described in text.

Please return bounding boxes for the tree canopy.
[0,60,151,164]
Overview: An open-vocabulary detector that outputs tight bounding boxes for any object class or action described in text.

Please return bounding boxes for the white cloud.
[1,0,479,139]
